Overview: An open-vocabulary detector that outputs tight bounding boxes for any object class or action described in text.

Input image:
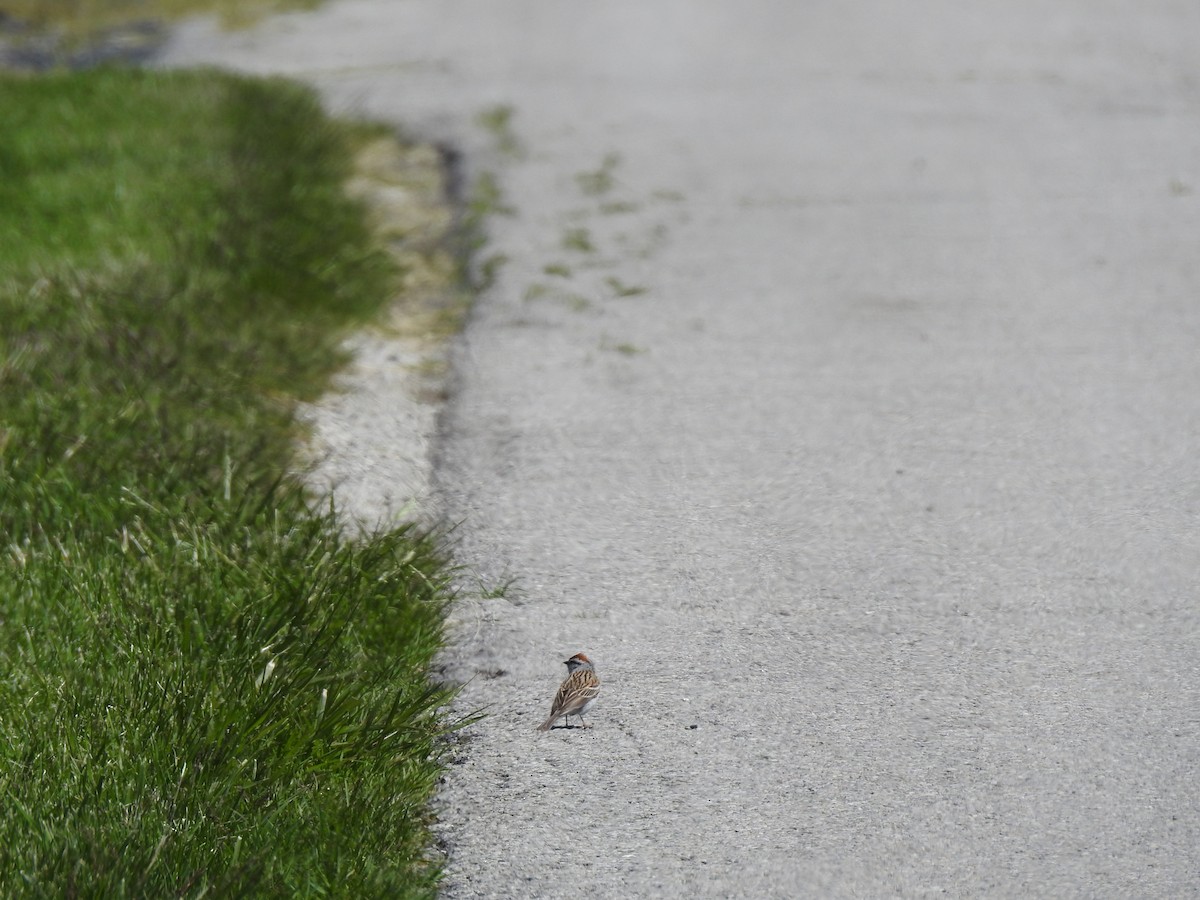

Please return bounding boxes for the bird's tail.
[536,715,555,732]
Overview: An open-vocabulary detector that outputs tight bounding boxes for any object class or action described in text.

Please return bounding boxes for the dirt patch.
[297,134,464,529]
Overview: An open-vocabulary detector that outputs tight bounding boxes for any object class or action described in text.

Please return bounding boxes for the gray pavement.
[163,2,1200,896]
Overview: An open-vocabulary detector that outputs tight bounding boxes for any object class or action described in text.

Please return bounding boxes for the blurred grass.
[2,0,323,36]
[0,67,457,897]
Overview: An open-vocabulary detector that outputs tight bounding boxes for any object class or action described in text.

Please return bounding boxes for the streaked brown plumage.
[537,652,600,731]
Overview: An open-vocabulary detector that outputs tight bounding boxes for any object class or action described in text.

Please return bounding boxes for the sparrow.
[537,652,600,731]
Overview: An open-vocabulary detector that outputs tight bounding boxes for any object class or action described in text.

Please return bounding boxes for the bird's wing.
[553,670,600,714]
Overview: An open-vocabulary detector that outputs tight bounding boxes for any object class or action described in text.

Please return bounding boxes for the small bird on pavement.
[537,652,600,731]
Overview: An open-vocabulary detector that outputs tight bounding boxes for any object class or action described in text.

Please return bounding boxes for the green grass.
[2,0,322,37]
[461,171,514,290]
[574,152,620,197]
[605,276,647,298]
[474,104,522,159]
[0,67,457,897]
[561,227,595,253]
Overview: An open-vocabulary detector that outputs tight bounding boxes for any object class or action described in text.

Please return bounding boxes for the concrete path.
[164,2,1200,896]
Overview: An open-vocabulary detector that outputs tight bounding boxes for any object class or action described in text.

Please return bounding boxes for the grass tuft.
[574,152,620,197]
